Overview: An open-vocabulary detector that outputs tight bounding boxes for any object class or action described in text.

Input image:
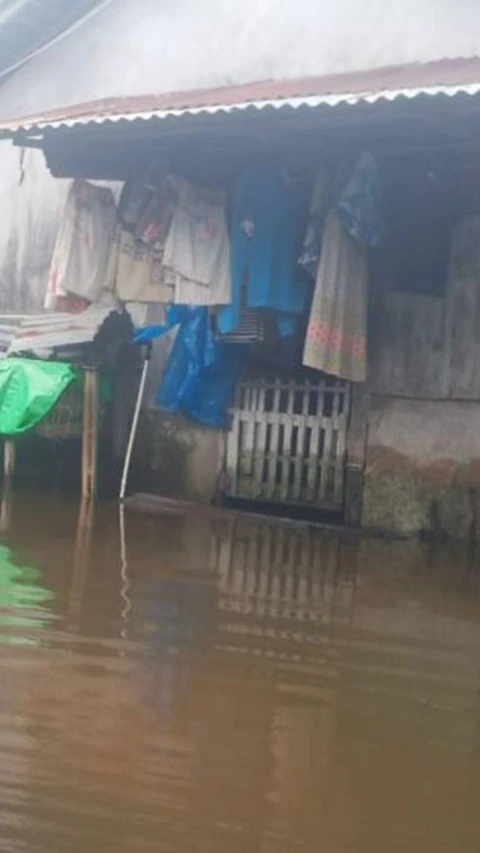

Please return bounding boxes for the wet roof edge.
[3,57,480,138]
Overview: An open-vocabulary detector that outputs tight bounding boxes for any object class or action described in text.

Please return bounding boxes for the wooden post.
[0,439,16,533]
[81,368,99,499]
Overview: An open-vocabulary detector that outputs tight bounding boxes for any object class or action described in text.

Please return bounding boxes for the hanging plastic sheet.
[135,306,246,428]
[0,358,79,435]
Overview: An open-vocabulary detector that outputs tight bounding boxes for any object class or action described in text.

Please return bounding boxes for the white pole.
[119,349,150,502]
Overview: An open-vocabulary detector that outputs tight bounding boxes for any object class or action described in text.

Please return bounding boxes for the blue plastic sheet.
[135,306,246,428]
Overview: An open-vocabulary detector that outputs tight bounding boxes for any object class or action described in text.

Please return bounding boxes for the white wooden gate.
[226,377,350,510]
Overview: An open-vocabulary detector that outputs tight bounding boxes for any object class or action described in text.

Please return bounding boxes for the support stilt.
[81,368,99,499]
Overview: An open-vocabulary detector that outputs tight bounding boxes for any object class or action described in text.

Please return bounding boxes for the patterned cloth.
[303,211,367,382]
[115,229,174,303]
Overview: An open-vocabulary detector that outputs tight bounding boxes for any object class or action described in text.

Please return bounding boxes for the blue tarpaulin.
[135,306,246,428]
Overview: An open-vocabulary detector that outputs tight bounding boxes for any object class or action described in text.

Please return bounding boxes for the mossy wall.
[362,396,480,540]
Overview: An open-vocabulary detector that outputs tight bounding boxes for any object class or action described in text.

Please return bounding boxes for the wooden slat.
[306,383,323,502]
[283,530,296,609]
[252,379,267,498]
[369,291,445,399]
[334,385,350,503]
[226,382,243,495]
[292,381,310,501]
[232,535,246,612]
[330,383,342,503]
[266,379,281,500]
[227,376,349,509]
[243,381,258,494]
[235,409,334,429]
[217,519,235,594]
[319,390,333,503]
[257,523,272,616]
[245,525,259,611]
[280,381,295,502]
[226,410,240,496]
[269,525,283,617]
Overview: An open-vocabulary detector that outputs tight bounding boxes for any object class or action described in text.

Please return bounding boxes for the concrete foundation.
[363,395,480,540]
[132,410,225,504]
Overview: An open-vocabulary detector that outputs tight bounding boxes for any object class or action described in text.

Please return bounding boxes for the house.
[0,0,480,538]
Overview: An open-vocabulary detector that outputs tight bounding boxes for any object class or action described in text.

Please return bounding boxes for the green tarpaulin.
[0,357,78,435]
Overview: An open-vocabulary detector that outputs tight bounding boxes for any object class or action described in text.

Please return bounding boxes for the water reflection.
[0,496,479,851]
[118,503,131,639]
[68,496,95,628]
[0,480,13,534]
[0,542,54,645]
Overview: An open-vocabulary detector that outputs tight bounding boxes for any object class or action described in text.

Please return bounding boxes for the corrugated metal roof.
[3,57,480,136]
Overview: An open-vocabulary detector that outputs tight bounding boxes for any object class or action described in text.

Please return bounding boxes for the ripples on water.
[0,493,479,851]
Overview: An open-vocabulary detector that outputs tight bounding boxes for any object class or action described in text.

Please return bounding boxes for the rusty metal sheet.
[2,57,480,137]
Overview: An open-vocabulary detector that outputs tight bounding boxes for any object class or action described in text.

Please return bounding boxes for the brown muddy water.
[0,493,479,852]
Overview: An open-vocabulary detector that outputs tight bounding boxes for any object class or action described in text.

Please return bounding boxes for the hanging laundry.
[115,230,174,304]
[217,164,306,334]
[136,179,178,245]
[303,211,368,382]
[163,181,231,306]
[136,194,170,244]
[299,164,332,278]
[118,183,155,232]
[45,180,117,310]
[119,177,178,244]
[337,152,381,248]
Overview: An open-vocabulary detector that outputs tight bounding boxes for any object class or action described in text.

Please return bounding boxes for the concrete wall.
[363,396,480,540]
[0,0,477,121]
[362,196,480,541]
[131,411,225,504]
[0,145,68,312]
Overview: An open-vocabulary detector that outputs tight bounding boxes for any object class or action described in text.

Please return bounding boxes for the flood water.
[0,493,479,851]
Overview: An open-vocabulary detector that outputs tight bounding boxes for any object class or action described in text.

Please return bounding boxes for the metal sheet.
[2,57,480,137]
[1,308,116,355]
